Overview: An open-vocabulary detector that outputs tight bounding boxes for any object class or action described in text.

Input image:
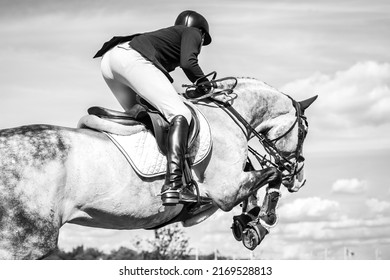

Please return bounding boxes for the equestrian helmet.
[175,10,212,45]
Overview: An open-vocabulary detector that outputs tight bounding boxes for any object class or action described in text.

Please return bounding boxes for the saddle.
[85,99,213,221]
[87,99,200,156]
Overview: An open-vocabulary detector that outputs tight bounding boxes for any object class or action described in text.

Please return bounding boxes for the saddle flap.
[136,97,200,148]
[140,104,200,155]
[147,112,169,154]
[187,104,200,148]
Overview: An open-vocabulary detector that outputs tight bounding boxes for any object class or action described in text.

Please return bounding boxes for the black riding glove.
[184,79,212,99]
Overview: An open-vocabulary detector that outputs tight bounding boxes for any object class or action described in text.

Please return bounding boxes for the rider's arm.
[180,27,206,83]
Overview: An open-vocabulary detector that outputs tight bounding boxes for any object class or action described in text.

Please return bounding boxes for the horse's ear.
[299,95,318,113]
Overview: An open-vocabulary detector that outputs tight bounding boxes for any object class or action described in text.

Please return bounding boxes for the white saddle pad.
[79,107,212,178]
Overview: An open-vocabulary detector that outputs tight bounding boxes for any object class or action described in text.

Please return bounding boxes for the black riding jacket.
[94,26,206,83]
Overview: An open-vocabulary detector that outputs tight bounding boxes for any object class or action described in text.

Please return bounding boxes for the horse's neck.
[221,78,293,128]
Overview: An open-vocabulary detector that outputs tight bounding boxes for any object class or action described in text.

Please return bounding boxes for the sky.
[0,0,389,260]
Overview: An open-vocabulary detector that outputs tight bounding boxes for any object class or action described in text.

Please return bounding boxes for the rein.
[182,71,238,104]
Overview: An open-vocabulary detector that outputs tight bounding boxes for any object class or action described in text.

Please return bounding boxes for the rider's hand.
[184,80,212,99]
[195,83,212,96]
[184,85,211,99]
[195,78,212,96]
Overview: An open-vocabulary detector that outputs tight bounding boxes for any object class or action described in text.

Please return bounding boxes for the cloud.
[281,61,390,129]
[332,178,368,194]
[278,244,314,260]
[278,197,340,222]
[280,61,390,152]
[275,216,390,243]
[366,198,390,214]
[256,214,390,259]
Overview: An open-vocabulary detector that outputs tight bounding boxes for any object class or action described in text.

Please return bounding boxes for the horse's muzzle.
[286,178,307,193]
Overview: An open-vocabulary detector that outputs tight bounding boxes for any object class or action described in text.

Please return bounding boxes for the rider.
[93,10,212,206]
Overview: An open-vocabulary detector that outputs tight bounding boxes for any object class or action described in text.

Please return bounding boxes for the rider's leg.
[101,48,138,112]
[100,43,193,206]
[160,115,190,205]
[102,78,138,113]
[101,42,192,123]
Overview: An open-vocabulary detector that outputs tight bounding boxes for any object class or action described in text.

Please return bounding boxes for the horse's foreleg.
[214,167,281,211]
[258,178,282,228]
[220,167,281,250]
[237,168,283,231]
[235,179,283,250]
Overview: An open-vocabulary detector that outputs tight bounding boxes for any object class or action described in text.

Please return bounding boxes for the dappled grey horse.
[0,77,316,259]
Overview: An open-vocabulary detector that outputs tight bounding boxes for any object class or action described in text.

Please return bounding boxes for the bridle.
[214,97,307,185]
[185,74,308,186]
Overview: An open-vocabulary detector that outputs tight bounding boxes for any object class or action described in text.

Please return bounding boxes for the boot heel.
[161,191,180,206]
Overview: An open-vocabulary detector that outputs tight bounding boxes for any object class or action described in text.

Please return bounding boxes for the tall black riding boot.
[161,115,193,206]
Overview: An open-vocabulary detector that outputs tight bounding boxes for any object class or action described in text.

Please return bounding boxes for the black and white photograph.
[0,0,389,278]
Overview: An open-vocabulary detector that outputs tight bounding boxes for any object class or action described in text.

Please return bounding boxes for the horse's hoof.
[242,223,269,250]
[242,228,259,250]
[231,220,245,241]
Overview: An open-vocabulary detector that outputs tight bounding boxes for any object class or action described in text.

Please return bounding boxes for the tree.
[106,246,140,260]
[135,223,192,260]
[46,245,106,260]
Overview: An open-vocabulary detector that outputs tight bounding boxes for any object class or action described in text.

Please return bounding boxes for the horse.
[0,77,317,259]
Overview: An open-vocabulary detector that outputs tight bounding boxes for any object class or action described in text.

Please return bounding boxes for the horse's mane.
[237,77,282,93]
[215,77,293,118]
[217,76,288,100]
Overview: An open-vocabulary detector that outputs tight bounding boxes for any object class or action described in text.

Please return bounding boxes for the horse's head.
[209,77,317,193]
[265,95,317,192]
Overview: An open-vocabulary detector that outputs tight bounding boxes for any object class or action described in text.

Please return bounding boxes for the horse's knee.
[220,204,235,212]
[214,200,235,212]
[266,167,282,186]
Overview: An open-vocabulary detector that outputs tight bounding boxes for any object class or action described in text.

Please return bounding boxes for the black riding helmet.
[174,10,212,46]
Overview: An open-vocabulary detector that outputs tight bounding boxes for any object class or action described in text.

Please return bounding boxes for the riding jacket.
[93,26,206,83]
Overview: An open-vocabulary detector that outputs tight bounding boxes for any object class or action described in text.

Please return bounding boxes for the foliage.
[45,246,107,260]
[106,246,141,260]
[147,223,192,260]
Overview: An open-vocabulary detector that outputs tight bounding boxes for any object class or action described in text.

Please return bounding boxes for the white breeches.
[100,42,191,123]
